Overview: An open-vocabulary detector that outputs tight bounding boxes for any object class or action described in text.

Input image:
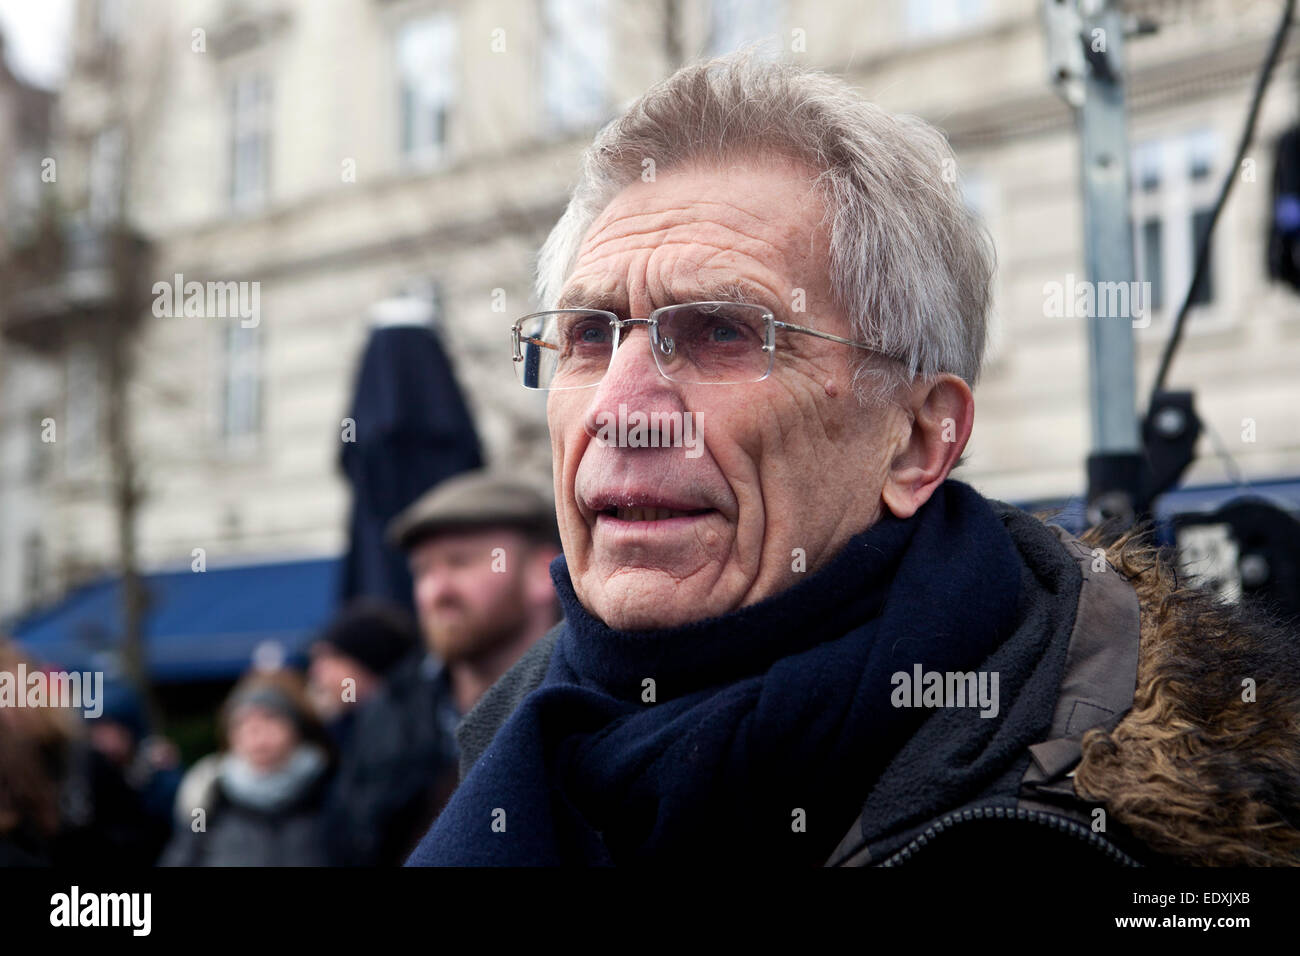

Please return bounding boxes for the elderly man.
[408,54,1300,867]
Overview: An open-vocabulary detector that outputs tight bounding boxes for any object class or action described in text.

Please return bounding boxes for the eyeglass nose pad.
[657,335,675,357]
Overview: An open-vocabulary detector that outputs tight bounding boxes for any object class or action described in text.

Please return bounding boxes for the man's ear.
[880,374,974,520]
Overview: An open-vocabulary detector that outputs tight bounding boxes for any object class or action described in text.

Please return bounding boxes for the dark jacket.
[450,500,1300,866]
[160,758,332,867]
[324,653,461,866]
[37,741,171,868]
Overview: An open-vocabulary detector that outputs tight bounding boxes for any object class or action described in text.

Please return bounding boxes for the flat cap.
[387,469,559,551]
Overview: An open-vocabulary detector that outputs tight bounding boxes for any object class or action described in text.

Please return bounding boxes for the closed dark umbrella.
[339,303,483,612]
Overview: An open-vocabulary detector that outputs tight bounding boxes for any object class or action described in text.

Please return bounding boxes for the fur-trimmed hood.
[1073,524,1300,866]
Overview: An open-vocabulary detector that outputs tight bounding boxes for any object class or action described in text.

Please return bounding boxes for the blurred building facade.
[0,27,58,617]
[1,0,1298,623]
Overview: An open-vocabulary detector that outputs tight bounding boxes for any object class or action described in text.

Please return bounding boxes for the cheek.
[547,393,579,461]
[699,415,761,505]
[746,384,865,514]
[548,396,594,543]
[413,575,437,608]
[456,568,508,609]
[699,387,813,494]
[229,724,252,754]
[553,401,588,470]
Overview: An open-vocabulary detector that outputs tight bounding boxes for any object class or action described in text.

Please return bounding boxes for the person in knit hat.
[161,670,333,867]
[307,598,418,749]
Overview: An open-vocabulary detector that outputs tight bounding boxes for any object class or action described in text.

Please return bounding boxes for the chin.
[598,604,693,631]
[432,643,472,665]
[587,579,725,631]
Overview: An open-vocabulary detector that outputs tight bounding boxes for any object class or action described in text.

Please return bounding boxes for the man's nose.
[420,569,455,604]
[582,325,682,439]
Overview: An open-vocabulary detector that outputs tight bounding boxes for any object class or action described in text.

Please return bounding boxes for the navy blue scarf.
[409,480,1022,866]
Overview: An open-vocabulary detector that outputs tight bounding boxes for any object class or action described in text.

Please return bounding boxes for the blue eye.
[566,317,612,349]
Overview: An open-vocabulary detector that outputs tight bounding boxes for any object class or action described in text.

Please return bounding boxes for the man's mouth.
[600,506,713,522]
[583,489,717,523]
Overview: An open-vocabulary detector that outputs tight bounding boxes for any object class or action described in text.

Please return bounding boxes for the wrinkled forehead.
[555,277,778,314]
[560,160,831,314]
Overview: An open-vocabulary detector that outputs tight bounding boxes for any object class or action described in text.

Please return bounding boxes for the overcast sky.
[0,0,73,91]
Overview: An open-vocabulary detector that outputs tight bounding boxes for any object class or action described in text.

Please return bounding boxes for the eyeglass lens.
[515,302,771,388]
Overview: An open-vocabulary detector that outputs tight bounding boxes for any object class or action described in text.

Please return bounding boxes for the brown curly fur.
[1069,524,1300,865]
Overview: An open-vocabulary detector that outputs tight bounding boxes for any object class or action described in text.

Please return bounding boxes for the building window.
[1134,140,1161,193]
[1131,130,1220,325]
[1189,207,1215,306]
[541,0,610,133]
[230,73,272,211]
[23,533,45,605]
[396,13,457,166]
[904,0,986,39]
[87,126,125,225]
[28,407,55,482]
[220,322,261,445]
[95,0,123,44]
[1139,218,1164,312]
[1187,129,1215,181]
[7,147,43,244]
[65,345,100,472]
[707,0,783,56]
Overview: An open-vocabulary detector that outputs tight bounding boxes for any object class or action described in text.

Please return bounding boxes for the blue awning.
[9,557,340,682]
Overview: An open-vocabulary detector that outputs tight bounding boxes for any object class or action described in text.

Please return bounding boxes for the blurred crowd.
[0,470,560,867]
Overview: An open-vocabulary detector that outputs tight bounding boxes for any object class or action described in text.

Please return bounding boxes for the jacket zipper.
[877,805,1142,867]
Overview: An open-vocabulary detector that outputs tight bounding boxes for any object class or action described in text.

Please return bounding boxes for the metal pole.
[1046,0,1144,529]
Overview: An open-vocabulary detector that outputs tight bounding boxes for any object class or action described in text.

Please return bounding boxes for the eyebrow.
[554,279,780,315]
[554,284,620,311]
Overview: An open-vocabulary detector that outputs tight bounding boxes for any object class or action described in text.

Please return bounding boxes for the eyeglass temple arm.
[772,320,876,351]
[521,336,559,351]
[511,325,560,362]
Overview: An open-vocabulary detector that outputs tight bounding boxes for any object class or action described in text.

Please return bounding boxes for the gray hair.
[535,51,996,402]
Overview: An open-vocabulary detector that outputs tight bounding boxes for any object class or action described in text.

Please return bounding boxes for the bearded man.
[328,471,559,865]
